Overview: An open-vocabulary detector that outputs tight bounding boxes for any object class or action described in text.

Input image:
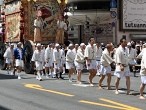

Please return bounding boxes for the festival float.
[0,0,69,73]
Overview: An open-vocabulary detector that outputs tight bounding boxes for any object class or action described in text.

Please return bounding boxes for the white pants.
[129,60,137,65]
[141,76,146,84]
[35,61,43,71]
[15,59,24,67]
[45,59,53,67]
[6,58,13,64]
[114,65,131,78]
[75,62,84,70]
[61,60,66,66]
[86,60,97,70]
[100,65,111,75]
[54,61,62,69]
[66,62,75,69]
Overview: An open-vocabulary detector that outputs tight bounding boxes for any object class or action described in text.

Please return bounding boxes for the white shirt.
[18,48,22,60]
[53,49,61,63]
[100,49,113,67]
[57,20,67,30]
[72,48,78,55]
[3,47,14,59]
[75,48,85,63]
[60,49,65,62]
[66,49,75,62]
[114,45,129,65]
[32,49,44,63]
[127,47,137,62]
[84,44,97,60]
[140,49,146,76]
[45,47,53,62]
[96,47,103,60]
[41,48,45,62]
[137,48,146,59]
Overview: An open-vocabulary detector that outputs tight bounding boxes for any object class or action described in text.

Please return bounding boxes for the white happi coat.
[114,45,129,72]
[127,47,137,65]
[41,48,45,64]
[84,44,97,60]
[72,48,78,55]
[60,49,66,64]
[32,49,44,70]
[75,48,85,63]
[140,51,146,76]
[57,20,67,30]
[66,49,75,69]
[3,47,14,63]
[53,48,61,66]
[137,48,146,59]
[66,49,75,63]
[96,47,103,61]
[45,47,53,63]
[100,49,113,67]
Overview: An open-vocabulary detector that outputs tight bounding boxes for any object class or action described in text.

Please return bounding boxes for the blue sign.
[110,0,117,8]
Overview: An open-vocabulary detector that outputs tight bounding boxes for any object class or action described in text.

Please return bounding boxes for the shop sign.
[122,0,146,30]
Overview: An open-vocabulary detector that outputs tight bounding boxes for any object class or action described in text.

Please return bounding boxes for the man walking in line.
[3,44,14,75]
[53,44,63,79]
[66,44,75,82]
[114,38,131,95]
[96,42,103,76]
[32,43,44,81]
[139,48,146,99]
[60,45,66,74]
[98,43,114,89]
[75,43,86,84]
[127,42,137,77]
[84,37,97,86]
[14,42,24,79]
[44,44,53,78]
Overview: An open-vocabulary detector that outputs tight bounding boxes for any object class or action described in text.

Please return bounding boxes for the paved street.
[0,69,145,110]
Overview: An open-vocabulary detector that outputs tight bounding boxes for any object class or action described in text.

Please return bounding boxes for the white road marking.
[72,84,90,87]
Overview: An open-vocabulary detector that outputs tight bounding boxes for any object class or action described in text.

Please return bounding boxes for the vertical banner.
[5,13,21,42]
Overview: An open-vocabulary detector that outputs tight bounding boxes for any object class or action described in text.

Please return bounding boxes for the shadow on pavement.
[0,73,17,80]
[0,105,11,110]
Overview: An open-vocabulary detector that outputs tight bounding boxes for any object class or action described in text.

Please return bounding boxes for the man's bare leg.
[98,75,105,89]
[115,78,120,94]
[126,76,130,95]
[107,73,111,90]
[139,83,145,99]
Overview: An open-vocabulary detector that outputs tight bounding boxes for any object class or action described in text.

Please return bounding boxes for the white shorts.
[96,60,101,66]
[74,61,78,66]
[86,60,97,70]
[75,62,84,70]
[54,61,62,69]
[45,59,53,67]
[141,76,146,84]
[15,59,24,67]
[100,65,111,75]
[35,61,43,71]
[114,66,131,78]
[129,60,137,65]
[6,58,13,64]
[61,60,66,65]
[66,62,75,69]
